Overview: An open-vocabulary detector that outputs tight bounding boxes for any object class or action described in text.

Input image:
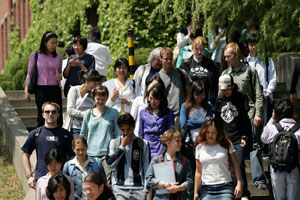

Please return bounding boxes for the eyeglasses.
[85,187,96,192]
[44,110,57,115]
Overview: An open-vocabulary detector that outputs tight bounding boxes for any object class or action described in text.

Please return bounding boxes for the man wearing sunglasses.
[21,101,74,190]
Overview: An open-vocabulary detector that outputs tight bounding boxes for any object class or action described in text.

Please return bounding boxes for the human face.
[148,92,160,110]
[194,91,205,105]
[73,41,84,56]
[53,185,67,200]
[151,57,162,70]
[115,64,128,79]
[221,88,233,97]
[84,182,104,200]
[224,48,239,68]
[193,43,205,61]
[94,93,108,108]
[42,105,60,125]
[47,159,62,176]
[86,81,99,92]
[45,37,58,54]
[160,53,173,71]
[167,137,182,152]
[119,124,134,138]
[248,42,257,56]
[73,143,87,160]
[205,126,218,145]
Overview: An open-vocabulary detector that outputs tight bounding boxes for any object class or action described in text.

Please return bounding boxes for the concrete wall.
[0,87,35,199]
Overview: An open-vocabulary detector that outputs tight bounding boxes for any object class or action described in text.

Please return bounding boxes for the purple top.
[139,108,175,158]
[26,52,62,86]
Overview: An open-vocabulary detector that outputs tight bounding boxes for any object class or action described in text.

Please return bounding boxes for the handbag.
[180,124,196,170]
[28,52,39,94]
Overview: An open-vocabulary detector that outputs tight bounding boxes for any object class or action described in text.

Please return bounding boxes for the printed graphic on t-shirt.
[46,136,59,142]
[190,66,208,77]
[221,102,239,123]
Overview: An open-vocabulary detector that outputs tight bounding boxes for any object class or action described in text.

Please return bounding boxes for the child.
[63,137,106,199]
[106,114,150,200]
[194,119,243,200]
[139,85,174,158]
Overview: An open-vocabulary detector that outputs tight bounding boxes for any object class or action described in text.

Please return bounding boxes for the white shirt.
[85,42,112,76]
[189,107,207,141]
[195,142,235,185]
[130,96,147,136]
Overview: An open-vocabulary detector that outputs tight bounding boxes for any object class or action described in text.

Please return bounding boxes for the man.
[158,47,191,118]
[106,114,150,200]
[261,99,300,200]
[21,101,74,189]
[222,42,265,199]
[85,27,113,77]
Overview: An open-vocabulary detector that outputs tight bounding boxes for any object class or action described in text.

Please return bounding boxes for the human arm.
[62,161,69,176]
[22,153,35,189]
[138,111,145,139]
[79,110,90,138]
[254,69,264,127]
[67,87,86,118]
[266,58,276,95]
[194,159,202,200]
[180,103,188,129]
[113,110,121,138]
[261,111,277,144]
[106,139,126,168]
[130,97,140,120]
[230,151,243,199]
[63,57,74,78]
[24,53,36,102]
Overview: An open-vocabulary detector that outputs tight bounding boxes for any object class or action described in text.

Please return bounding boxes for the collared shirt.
[247,55,277,94]
[26,52,62,86]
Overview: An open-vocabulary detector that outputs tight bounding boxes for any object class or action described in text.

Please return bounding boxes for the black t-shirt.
[21,126,74,180]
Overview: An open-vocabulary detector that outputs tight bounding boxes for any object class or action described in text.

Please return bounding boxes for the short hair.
[46,174,71,200]
[65,45,75,57]
[44,149,64,165]
[192,36,206,50]
[147,47,163,64]
[117,113,135,127]
[146,85,168,114]
[78,69,103,84]
[88,27,101,42]
[223,42,243,60]
[160,130,182,148]
[72,136,88,149]
[39,31,58,57]
[160,47,173,57]
[73,36,88,51]
[92,85,109,98]
[84,172,106,186]
[274,99,294,121]
[247,32,259,44]
[114,57,130,71]
[42,101,61,113]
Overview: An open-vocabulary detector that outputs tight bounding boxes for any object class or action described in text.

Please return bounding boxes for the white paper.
[153,161,176,194]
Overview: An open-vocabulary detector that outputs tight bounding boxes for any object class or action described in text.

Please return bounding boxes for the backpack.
[67,157,100,176]
[269,123,300,173]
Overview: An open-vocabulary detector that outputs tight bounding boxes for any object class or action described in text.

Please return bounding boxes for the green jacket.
[221,63,263,119]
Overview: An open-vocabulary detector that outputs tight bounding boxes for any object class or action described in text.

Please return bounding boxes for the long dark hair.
[46,174,71,200]
[84,172,115,198]
[146,85,168,114]
[39,31,58,57]
[185,80,208,115]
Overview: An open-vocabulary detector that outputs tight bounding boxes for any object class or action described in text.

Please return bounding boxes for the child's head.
[45,149,64,176]
[117,114,135,138]
[46,174,71,200]
[219,74,235,97]
[146,85,168,112]
[160,130,182,151]
[72,136,88,159]
[84,172,107,200]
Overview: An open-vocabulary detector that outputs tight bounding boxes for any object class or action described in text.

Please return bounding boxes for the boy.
[106,114,150,200]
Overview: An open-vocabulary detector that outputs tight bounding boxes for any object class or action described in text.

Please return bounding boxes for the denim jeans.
[250,119,266,186]
[270,166,300,200]
[71,128,80,138]
[200,182,234,200]
[234,144,250,197]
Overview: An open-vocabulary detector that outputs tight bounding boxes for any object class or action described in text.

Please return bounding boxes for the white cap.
[219,74,232,90]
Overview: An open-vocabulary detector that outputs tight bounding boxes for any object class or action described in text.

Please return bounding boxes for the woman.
[103,58,136,114]
[63,36,95,96]
[36,149,74,200]
[63,136,106,200]
[146,130,193,199]
[66,69,103,137]
[179,36,219,105]
[79,85,120,184]
[194,119,243,200]
[139,85,174,158]
[46,174,71,200]
[84,172,115,200]
[25,31,63,127]
[131,73,165,136]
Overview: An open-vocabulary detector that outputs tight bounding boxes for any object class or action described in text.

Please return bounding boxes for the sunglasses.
[44,110,57,115]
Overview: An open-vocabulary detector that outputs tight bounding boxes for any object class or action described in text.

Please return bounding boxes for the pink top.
[36,173,75,200]
[26,52,62,86]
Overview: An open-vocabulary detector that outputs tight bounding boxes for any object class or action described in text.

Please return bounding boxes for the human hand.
[166,182,180,193]
[111,88,119,102]
[68,58,77,67]
[120,97,130,105]
[254,116,262,127]
[55,74,62,81]
[27,177,36,189]
[193,194,199,200]
[121,134,132,147]
[240,139,246,147]
[290,93,297,102]
[234,181,243,198]
[24,91,31,102]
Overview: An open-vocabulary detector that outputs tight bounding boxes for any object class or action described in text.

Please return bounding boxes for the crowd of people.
[21,22,300,200]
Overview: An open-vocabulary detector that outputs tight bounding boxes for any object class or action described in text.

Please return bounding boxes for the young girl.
[36,149,74,200]
[139,85,174,158]
[180,80,213,142]
[194,119,243,200]
[146,130,193,199]
[63,137,106,199]
[46,174,71,200]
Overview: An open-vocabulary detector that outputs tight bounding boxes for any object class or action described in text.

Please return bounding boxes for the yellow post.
[128,29,135,79]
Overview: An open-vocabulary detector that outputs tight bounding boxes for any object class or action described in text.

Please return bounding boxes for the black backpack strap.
[290,123,300,133]
[176,68,187,97]
[274,122,284,132]
[35,126,42,147]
